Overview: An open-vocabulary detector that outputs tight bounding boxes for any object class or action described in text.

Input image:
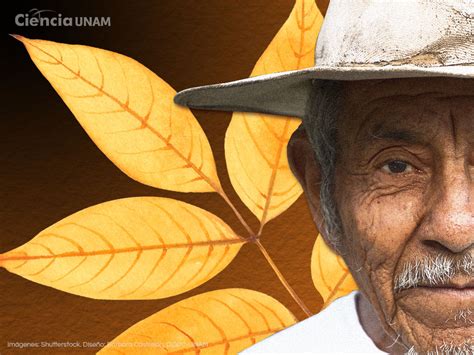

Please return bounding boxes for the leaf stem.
[218,190,256,238]
[218,188,311,317]
[254,239,312,317]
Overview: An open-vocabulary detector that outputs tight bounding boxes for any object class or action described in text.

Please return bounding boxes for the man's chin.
[394,289,474,352]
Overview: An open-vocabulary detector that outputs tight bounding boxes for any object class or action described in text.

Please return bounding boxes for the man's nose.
[422,171,473,254]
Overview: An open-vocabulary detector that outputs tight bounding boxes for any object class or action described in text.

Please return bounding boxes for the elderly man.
[175,0,473,353]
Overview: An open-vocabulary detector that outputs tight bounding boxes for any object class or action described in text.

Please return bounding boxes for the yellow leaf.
[15,35,220,193]
[99,288,297,354]
[225,0,323,226]
[0,197,244,299]
[311,235,358,307]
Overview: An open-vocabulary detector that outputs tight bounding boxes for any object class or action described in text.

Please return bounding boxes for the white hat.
[174,0,474,118]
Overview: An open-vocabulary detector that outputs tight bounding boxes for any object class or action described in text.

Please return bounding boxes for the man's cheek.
[341,189,424,286]
[351,191,422,253]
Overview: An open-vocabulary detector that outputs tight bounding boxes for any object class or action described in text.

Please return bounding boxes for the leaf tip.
[0,254,7,268]
[9,34,26,43]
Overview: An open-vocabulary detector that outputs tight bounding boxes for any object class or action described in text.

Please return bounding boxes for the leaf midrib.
[1,237,244,262]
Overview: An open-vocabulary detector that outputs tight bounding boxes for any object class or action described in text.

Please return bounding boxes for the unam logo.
[15,8,111,27]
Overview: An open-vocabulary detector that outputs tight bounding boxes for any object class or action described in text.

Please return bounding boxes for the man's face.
[334,78,473,352]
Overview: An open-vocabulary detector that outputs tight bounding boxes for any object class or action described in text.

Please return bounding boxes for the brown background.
[1,1,329,353]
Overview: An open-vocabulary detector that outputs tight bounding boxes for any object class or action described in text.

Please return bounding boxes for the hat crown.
[316,0,474,67]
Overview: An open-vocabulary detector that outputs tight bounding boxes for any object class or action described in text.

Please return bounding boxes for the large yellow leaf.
[0,197,244,299]
[15,35,220,193]
[311,235,357,307]
[99,288,297,354]
[225,0,323,226]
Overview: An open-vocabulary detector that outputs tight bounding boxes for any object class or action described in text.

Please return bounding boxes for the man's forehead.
[340,78,474,144]
[352,105,474,147]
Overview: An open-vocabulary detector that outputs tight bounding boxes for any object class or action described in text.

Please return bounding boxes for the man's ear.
[288,125,342,254]
[287,125,326,235]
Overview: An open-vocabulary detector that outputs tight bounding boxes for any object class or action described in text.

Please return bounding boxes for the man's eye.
[381,160,414,174]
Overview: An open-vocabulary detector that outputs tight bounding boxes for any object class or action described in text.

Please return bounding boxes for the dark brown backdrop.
[1,1,326,353]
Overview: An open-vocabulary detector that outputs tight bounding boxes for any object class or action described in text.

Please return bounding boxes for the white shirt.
[239,291,385,354]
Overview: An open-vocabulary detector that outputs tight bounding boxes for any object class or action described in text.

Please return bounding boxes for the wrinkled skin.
[288,78,474,353]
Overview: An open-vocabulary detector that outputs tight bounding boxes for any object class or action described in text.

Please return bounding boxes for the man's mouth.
[405,276,473,288]
[399,277,474,301]
[415,286,474,298]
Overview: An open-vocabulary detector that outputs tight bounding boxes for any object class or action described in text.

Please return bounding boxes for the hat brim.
[174,65,474,118]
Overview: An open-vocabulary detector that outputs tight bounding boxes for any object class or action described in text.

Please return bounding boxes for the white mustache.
[394,254,474,293]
